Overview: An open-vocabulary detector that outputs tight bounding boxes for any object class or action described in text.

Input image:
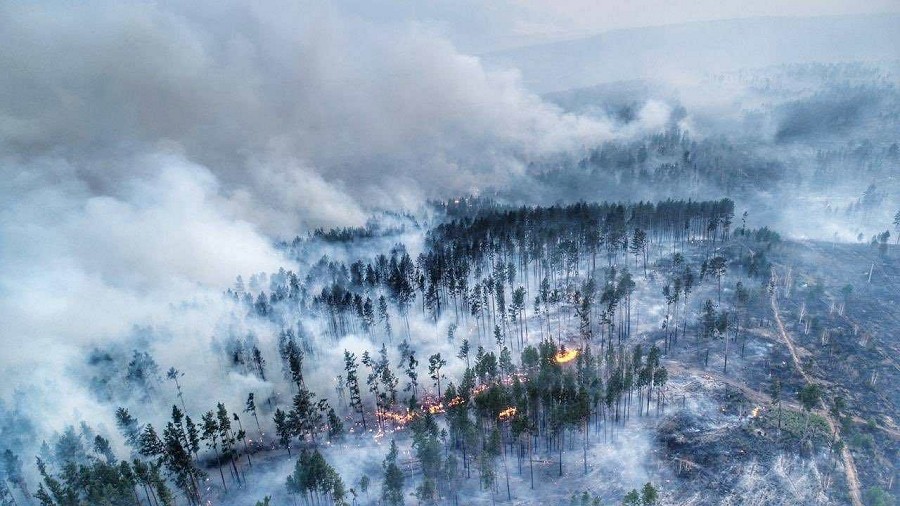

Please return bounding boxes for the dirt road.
[770,288,863,506]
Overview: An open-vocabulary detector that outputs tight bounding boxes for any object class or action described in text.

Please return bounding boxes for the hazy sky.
[333,0,900,52]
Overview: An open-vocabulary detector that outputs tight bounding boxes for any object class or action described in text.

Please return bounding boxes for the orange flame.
[372,378,525,430]
[378,409,417,425]
[447,396,465,408]
[750,406,762,418]
[555,348,579,364]
[498,406,517,420]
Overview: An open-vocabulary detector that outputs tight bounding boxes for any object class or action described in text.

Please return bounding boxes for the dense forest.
[6,193,896,505]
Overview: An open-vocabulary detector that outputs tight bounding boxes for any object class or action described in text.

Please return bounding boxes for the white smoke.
[0,0,652,448]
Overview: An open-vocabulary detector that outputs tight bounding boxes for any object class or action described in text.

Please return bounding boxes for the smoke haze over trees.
[0,1,898,505]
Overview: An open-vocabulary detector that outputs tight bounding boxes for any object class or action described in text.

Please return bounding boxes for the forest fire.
[379,394,469,424]
[498,406,517,420]
[378,409,417,425]
[427,403,445,415]
[555,348,579,364]
[8,8,897,503]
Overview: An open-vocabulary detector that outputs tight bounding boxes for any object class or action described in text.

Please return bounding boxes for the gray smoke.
[0,0,659,457]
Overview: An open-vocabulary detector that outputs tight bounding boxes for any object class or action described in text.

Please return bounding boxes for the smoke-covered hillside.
[0,2,898,506]
[484,14,900,93]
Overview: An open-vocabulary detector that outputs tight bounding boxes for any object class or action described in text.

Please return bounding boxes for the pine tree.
[379,295,393,338]
[288,387,318,443]
[161,416,202,503]
[377,345,399,415]
[344,350,367,430]
[1,450,29,503]
[893,210,900,244]
[287,344,305,390]
[201,411,228,491]
[457,340,470,370]
[770,378,783,431]
[382,440,405,506]
[233,413,252,467]
[398,340,419,401]
[286,449,347,504]
[251,346,267,381]
[326,406,344,441]
[115,407,142,452]
[708,256,727,304]
[216,403,241,486]
[245,393,264,442]
[185,415,201,462]
[641,482,659,505]
[428,354,446,398]
[798,383,822,439]
[273,409,292,456]
[165,368,187,414]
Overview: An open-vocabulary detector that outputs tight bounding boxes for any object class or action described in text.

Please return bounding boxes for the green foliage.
[569,490,602,506]
[326,406,344,441]
[414,479,437,505]
[34,454,173,506]
[382,440,405,506]
[623,489,641,506]
[34,421,180,506]
[286,449,346,505]
[114,408,141,451]
[358,474,370,494]
[798,383,821,412]
[622,482,660,506]
[738,226,782,244]
[849,431,875,452]
[864,486,894,506]
[35,458,130,506]
[761,407,830,441]
[641,482,659,505]
[428,353,447,397]
[410,412,442,483]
